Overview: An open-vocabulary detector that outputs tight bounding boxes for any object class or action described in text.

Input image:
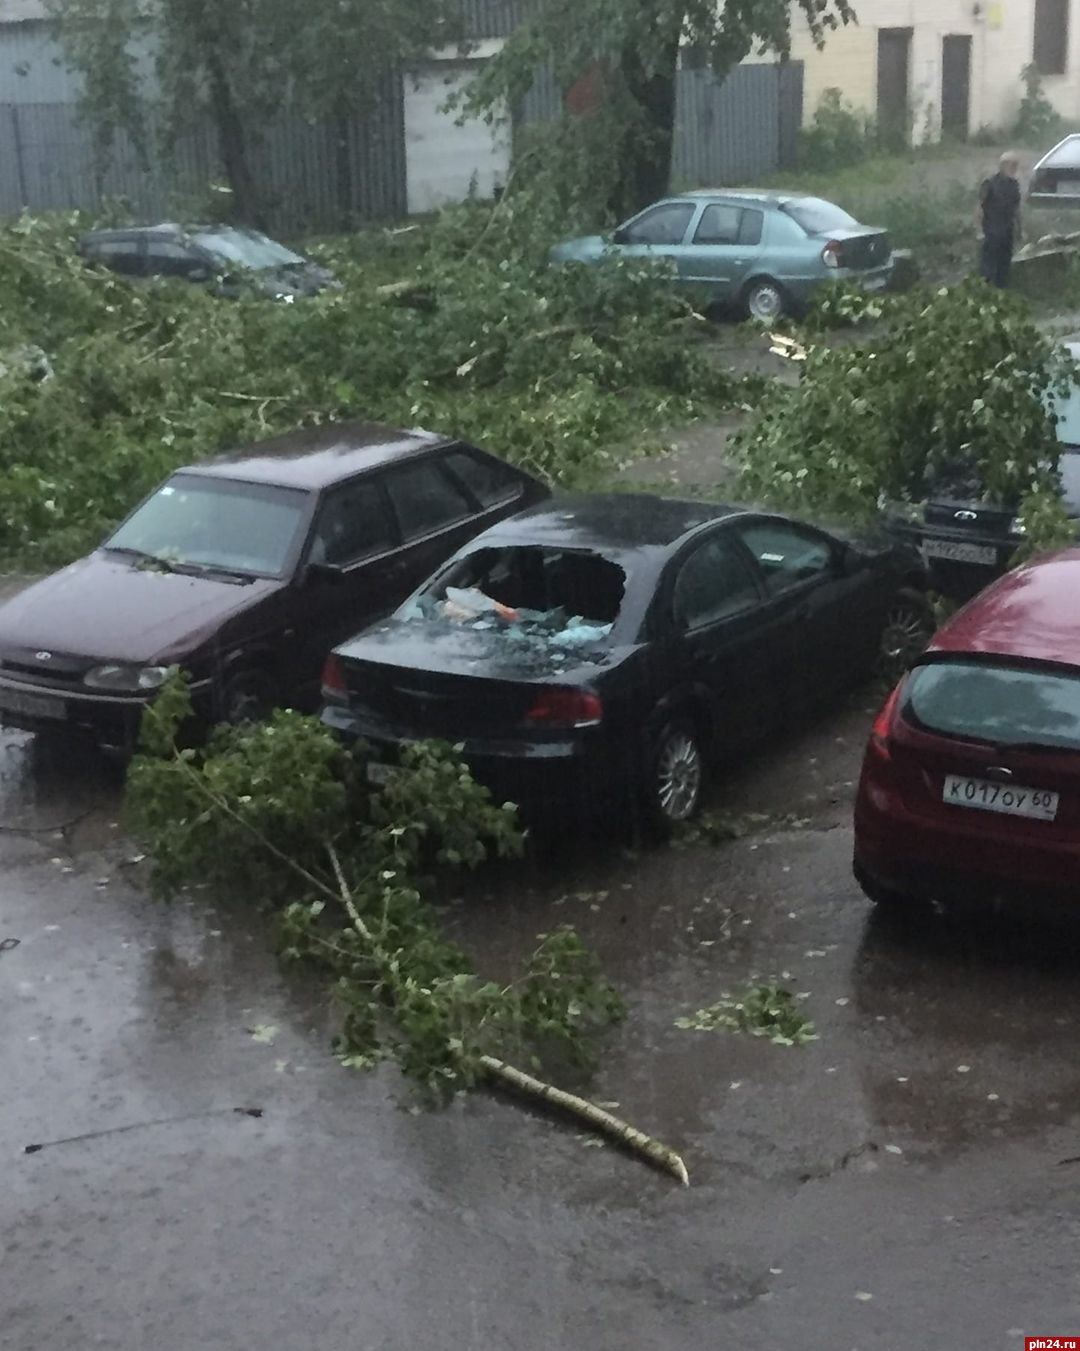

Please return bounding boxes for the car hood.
[549,235,608,264]
[0,553,278,665]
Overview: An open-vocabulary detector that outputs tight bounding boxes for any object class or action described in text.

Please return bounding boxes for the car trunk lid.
[334,618,613,739]
[884,659,1080,838]
[816,227,891,270]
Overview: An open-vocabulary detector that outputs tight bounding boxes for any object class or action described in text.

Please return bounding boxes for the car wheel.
[647,719,705,830]
[744,278,787,325]
[877,589,934,682]
[222,669,277,726]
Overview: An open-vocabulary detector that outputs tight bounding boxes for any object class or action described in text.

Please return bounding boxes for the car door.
[611,201,698,277]
[382,455,492,583]
[440,444,542,518]
[295,473,409,699]
[87,235,147,279]
[680,203,765,302]
[145,237,213,284]
[732,516,870,707]
[655,528,792,752]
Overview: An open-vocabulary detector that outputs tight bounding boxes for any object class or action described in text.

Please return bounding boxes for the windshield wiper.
[105,547,255,583]
[105,545,182,575]
[182,562,255,585]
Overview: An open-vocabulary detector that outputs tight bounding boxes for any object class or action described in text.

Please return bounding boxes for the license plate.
[366,761,396,787]
[922,540,998,566]
[0,687,66,721]
[943,775,1059,821]
[862,275,887,291]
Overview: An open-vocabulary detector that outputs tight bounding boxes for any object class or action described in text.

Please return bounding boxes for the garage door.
[404,64,511,215]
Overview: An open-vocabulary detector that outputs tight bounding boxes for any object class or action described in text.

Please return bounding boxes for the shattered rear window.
[401,546,626,652]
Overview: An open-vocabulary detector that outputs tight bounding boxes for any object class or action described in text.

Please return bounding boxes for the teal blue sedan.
[550,189,893,322]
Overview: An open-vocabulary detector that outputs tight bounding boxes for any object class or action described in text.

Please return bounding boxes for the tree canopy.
[48,0,454,223]
[465,0,855,219]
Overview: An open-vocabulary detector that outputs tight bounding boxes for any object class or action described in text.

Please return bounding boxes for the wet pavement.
[4,691,1080,1351]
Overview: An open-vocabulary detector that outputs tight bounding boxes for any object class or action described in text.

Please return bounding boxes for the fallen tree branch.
[330,844,689,1184]
[137,705,689,1185]
[480,1055,689,1186]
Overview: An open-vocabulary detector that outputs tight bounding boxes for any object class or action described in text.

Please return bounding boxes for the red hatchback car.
[855,549,1080,906]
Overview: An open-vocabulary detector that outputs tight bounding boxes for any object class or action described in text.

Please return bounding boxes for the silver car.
[551,190,893,322]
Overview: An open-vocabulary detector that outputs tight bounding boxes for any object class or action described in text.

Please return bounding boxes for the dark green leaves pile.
[0,202,732,568]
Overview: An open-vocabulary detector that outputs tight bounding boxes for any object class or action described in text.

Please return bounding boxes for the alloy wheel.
[878,603,932,679]
[656,728,703,823]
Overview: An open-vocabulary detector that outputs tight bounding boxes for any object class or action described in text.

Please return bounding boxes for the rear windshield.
[402,546,626,652]
[904,660,1080,752]
[782,198,859,235]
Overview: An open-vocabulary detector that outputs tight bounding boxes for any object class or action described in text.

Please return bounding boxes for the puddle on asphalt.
[0,725,123,849]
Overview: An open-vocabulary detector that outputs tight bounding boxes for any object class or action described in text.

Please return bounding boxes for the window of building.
[1034,0,1069,76]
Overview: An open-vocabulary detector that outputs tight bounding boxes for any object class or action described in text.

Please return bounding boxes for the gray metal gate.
[0,60,803,230]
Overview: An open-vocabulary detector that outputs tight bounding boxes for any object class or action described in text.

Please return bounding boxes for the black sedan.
[320,495,931,829]
[78,224,339,299]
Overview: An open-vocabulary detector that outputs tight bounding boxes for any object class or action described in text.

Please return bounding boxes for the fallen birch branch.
[480,1055,689,1186]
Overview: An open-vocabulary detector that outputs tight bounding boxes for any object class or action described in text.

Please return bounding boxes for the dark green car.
[551,189,893,322]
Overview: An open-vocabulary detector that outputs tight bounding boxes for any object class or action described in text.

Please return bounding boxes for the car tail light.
[822,240,841,269]
[526,688,603,727]
[321,653,346,697]
[869,681,903,758]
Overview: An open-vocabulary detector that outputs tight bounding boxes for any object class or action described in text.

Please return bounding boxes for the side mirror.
[612,228,630,246]
[304,561,344,587]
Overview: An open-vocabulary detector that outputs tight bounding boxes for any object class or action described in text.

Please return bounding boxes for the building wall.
[781,0,1080,141]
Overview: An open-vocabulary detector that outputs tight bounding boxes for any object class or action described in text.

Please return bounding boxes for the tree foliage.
[733,282,1076,532]
[464,0,855,219]
[0,206,730,568]
[127,675,624,1097]
[47,0,453,222]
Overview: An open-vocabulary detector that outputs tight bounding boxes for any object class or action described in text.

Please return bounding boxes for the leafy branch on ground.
[732,280,1078,560]
[0,201,733,569]
[673,808,811,848]
[675,984,817,1047]
[125,674,689,1184]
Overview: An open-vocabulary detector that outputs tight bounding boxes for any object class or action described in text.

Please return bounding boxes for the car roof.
[180,421,449,491]
[929,548,1080,666]
[1033,134,1080,172]
[80,224,263,240]
[465,493,746,555]
[681,188,815,205]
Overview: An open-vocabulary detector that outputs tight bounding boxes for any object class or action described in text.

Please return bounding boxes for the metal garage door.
[403,63,511,214]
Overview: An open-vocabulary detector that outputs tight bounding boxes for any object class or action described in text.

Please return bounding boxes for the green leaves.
[0,205,730,568]
[127,673,623,1099]
[675,984,817,1047]
[733,280,1073,533]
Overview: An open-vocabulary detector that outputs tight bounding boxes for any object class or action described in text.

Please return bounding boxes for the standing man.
[977,152,1022,288]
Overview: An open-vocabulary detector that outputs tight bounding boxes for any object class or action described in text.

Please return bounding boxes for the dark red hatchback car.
[855,549,1080,907]
[0,422,547,752]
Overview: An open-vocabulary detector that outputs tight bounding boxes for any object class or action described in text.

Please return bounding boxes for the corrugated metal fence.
[673,62,804,187]
[0,62,802,233]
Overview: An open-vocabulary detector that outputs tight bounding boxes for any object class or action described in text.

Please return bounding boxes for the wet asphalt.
[4,679,1080,1351]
